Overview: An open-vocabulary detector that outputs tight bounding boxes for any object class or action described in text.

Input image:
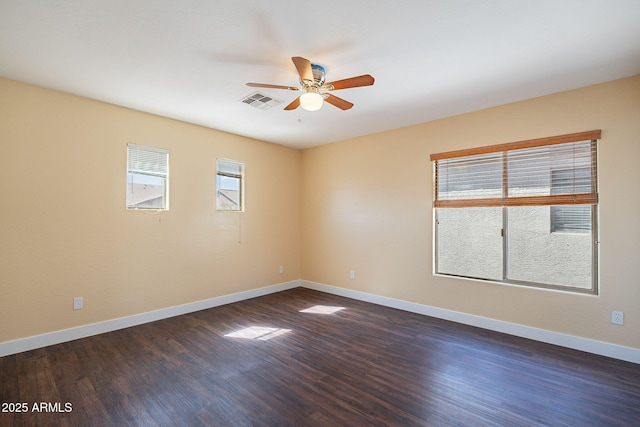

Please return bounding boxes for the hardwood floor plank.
[1,287,639,426]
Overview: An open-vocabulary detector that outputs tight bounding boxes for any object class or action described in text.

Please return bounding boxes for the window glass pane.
[436,207,503,281]
[551,205,591,233]
[126,173,166,209]
[217,175,241,210]
[507,206,593,289]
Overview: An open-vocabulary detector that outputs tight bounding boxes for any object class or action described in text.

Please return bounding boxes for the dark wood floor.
[1,287,639,426]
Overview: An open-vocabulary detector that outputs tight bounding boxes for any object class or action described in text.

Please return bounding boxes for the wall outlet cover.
[612,310,624,325]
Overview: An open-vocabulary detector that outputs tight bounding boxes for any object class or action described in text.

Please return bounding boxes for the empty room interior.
[1,1,640,425]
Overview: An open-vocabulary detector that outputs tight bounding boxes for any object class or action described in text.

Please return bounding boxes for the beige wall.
[0,78,302,343]
[301,75,640,350]
[2,75,638,352]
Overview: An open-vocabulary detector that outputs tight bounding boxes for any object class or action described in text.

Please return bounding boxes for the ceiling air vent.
[240,92,284,110]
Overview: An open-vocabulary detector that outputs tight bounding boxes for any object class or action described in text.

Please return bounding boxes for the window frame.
[431,130,600,294]
[126,143,170,211]
[216,158,244,212]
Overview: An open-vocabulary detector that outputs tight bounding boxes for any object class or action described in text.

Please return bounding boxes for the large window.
[216,159,244,211]
[431,130,600,293]
[126,143,169,210]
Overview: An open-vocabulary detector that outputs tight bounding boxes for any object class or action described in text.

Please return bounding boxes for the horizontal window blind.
[431,130,600,208]
[217,159,243,178]
[127,143,169,177]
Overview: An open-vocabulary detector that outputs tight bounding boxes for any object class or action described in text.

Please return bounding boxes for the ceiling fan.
[246,56,375,111]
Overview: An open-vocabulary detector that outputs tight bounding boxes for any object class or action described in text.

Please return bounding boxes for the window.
[126,143,169,210]
[216,159,244,211]
[431,130,600,293]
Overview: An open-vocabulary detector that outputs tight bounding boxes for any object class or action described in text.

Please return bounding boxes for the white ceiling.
[1,1,639,149]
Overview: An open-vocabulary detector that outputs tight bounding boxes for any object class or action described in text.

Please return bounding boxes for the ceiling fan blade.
[324,94,354,110]
[323,74,375,91]
[284,97,301,110]
[246,83,299,91]
[292,56,313,84]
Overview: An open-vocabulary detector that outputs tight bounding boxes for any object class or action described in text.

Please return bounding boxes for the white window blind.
[217,159,243,178]
[127,144,169,177]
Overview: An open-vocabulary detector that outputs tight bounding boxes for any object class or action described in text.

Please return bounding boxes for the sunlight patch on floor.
[224,326,291,340]
[299,305,346,314]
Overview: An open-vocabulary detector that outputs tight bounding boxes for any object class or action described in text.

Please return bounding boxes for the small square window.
[216,159,244,211]
[126,144,169,210]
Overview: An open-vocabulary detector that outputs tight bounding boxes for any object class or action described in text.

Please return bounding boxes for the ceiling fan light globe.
[300,92,323,111]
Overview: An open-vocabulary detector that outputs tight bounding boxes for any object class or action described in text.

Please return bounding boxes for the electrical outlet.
[611,310,624,325]
[279,266,284,274]
[350,270,355,279]
[73,297,83,310]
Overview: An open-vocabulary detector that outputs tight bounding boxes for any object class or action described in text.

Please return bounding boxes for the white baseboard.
[301,280,640,364]
[4,279,638,364]
[0,280,301,358]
